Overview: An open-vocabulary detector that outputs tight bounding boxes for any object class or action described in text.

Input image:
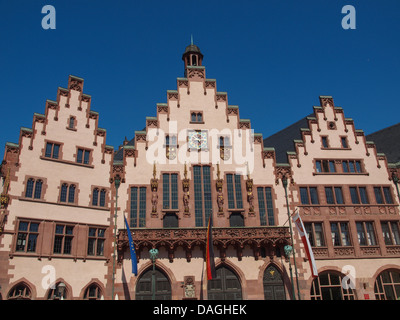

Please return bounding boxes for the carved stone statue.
[183,186,190,213]
[151,187,158,213]
[217,187,224,213]
[247,187,254,212]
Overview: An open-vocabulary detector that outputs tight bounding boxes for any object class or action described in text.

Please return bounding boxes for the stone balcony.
[117,226,291,263]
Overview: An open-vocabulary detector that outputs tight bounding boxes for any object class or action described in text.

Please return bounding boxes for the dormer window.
[68,116,76,130]
[190,112,203,123]
[321,136,329,148]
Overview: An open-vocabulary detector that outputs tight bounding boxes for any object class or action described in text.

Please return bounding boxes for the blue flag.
[124,215,138,276]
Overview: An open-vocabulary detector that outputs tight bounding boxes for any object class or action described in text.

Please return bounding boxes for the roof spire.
[191,34,193,45]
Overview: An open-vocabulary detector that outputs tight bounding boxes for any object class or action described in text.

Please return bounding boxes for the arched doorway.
[136,268,171,300]
[374,269,400,300]
[263,265,286,300]
[208,266,242,300]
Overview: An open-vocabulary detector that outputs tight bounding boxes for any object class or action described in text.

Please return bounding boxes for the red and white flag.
[292,211,318,278]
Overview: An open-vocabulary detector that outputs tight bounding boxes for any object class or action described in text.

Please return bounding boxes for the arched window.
[197,112,202,122]
[60,183,76,203]
[34,180,43,199]
[60,183,68,202]
[68,116,75,129]
[192,55,197,66]
[208,266,242,300]
[310,271,355,300]
[191,113,197,122]
[8,283,31,300]
[374,269,400,300]
[25,178,43,199]
[84,283,103,300]
[136,268,171,300]
[68,185,75,203]
[25,179,35,198]
[92,188,99,206]
[99,189,106,207]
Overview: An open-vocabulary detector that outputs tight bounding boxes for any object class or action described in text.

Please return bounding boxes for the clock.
[188,130,208,150]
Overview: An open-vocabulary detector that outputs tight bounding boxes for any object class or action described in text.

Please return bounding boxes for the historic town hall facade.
[0,43,399,300]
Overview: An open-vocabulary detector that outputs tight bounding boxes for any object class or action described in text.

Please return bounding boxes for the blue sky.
[1,1,399,153]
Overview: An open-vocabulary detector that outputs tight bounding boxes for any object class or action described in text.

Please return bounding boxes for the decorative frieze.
[117,226,291,262]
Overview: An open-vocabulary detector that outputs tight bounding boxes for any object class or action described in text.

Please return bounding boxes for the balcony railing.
[117,226,291,263]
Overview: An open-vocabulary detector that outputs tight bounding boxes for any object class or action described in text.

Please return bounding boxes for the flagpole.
[282,175,301,300]
[112,176,121,300]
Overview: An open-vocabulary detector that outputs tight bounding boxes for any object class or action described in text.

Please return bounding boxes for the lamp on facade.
[56,282,66,300]
[112,176,121,300]
[282,174,301,300]
[149,248,159,300]
[284,245,295,300]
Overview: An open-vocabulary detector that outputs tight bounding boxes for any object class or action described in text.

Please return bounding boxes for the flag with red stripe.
[206,214,216,280]
[292,211,318,278]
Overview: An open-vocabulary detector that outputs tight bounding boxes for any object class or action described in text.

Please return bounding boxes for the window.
[305,222,325,247]
[219,136,230,147]
[53,224,73,254]
[130,187,147,227]
[45,142,60,159]
[300,187,319,205]
[381,222,400,245]
[321,136,329,148]
[226,174,244,209]
[162,173,178,210]
[229,212,244,227]
[77,148,90,165]
[16,221,39,252]
[374,187,393,204]
[342,160,362,173]
[257,187,275,226]
[87,228,106,256]
[330,222,351,246]
[341,137,348,148]
[190,112,203,123]
[84,284,103,300]
[374,270,400,300]
[60,183,76,203]
[163,213,179,228]
[25,178,43,199]
[325,187,344,204]
[311,272,355,300]
[68,116,75,129]
[356,221,377,246]
[349,186,369,204]
[92,188,107,207]
[315,160,336,173]
[8,283,32,300]
[194,166,212,227]
[165,135,177,147]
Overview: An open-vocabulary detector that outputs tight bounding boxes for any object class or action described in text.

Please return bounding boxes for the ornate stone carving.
[117,226,291,262]
[246,164,254,215]
[182,163,190,216]
[151,163,158,217]
[216,164,224,216]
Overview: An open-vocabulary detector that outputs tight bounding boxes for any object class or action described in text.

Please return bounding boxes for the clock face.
[188,131,208,150]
